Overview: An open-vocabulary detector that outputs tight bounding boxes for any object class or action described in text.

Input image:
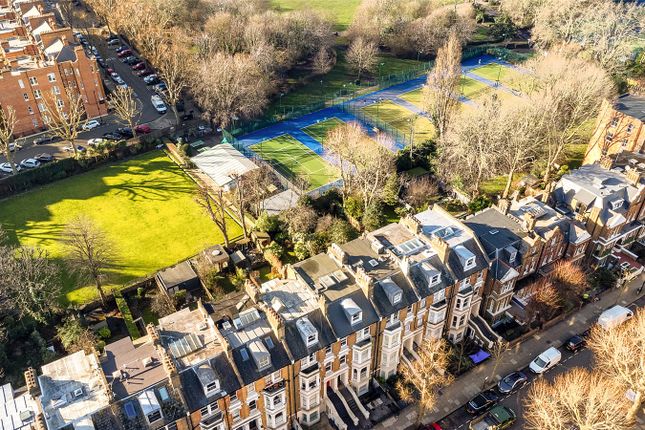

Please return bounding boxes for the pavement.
[374,274,645,430]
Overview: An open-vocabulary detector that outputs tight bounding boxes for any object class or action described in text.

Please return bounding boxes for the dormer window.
[249,340,271,371]
[455,245,476,271]
[194,363,221,397]
[465,257,475,270]
[382,278,403,306]
[430,273,440,286]
[205,381,219,394]
[341,298,362,325]
[297,317,318,347]
[611,199,624,210]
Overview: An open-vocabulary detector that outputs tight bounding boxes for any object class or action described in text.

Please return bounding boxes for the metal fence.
[338,102,415,147]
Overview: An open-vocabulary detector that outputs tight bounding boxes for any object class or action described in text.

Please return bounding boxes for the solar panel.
[238,309,261,327]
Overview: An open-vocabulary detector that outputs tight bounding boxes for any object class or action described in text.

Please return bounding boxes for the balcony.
[200,411,224,430]
[264,380,286,395]
[300,362,319,377]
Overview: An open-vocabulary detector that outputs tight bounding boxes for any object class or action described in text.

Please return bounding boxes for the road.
[436,295,645,430]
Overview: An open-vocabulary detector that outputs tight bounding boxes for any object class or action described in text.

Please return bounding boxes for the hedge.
[115,292,140,339]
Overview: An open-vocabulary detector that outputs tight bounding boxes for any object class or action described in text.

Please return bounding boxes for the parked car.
[116,127,134,138]
[82,119,101,131]
[113,75,125,85]
[597,305,634,330]
[123,56,139,65]
[466,390,500,415]
[106,67,115,75]
[565,335,586,352]
[20,158,41,169]
[97,58,107,68]
[136,68,153,77]
[117,49,132,58]
[115,46,128,53]
[131,61,146,71]
[34,153,54,162]
[153,82,167,94]
[33,136,52,145]
[63,144,86,153]
[151,95,167,114]
[181,111,194,121]
[469,406,516,430]
[102,132,122,140]
[90,46,99,56]
[0,162,20,173]
[144,76,160,86]
[421,424,442,430]
[135,124,151,134]
[529,347,562,374]
[87,138,108,147]
[8,142,22,152]
[497,371,527,394]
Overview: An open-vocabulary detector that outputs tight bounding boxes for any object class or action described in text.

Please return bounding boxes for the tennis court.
[470,63,527,91]
[250,134,339,190]
[302,117,345,144]
[362,100,435,145]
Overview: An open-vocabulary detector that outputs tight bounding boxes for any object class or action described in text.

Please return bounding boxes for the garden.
[0,150,242,305]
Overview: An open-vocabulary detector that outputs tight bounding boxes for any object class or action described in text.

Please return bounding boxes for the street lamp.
[279,93,284,115]
[378,62,385,81]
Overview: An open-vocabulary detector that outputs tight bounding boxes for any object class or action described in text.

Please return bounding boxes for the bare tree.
[522,53,612,184]
[548,260,587,306]
[0,244,61,323]
[423,31,462,138]
[525,280,561,327]
[157,45,189,125]
[57,0,76,28]
[524,367,632,430]
[403,176,439,210]
[346,37,378,82]
[191,52,270,130]
[396,338,454,428]
[312,47,336,75]
[0,106,18,175]
[228,173,252,240]
[194,186,230,247]
[57,318,98,354]
[109,86,140,138]
[496,101,538,198]
[440,95,501,196]
[62,216,116,305]
[500,0,543,28]
[324,121,365,205]
[488,339,511,384]
[44,88,87,158]
[587,309,645,421]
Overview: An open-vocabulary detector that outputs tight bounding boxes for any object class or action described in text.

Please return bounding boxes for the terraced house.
[0,0,106,136]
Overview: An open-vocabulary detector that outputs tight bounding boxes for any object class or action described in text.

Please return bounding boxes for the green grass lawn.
[0,151,242,305]
[470,63,527,92]
[271,0,361,30]
[250,134,339,190]
[362,100,435,145]
[302,117,345,144]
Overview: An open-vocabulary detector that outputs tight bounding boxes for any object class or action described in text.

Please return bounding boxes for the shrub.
[115,293,140,339]
[174,290,187,307]
[255,212,282,234]
[136,287,145,298]
[264,241,285,259]
[362,202,387,231]
[329,219,358,244]
[97,327,112,340]
[468,195,492,213]
[293,238,310,261]
[344,195,364,219]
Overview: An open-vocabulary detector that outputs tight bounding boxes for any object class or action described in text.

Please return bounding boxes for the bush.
[255,212,282,234]
[293,239,310,261]
[468,195,492,213]
[329,218,358,244]
[115,292,140,339]
[362,201,387,231]
[174,290,187,307]
[97,327,112,340]
[344,195,364,219]
[264,241,285,259]
[396,139,437,172]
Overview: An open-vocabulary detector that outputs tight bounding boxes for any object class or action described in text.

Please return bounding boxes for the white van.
[597,305,633,330]
[529,347,561,374]
[151,95,167,114]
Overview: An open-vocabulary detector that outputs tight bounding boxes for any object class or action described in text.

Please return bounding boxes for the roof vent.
[73,388,83,398]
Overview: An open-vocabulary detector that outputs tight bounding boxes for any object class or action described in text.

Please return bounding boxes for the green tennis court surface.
[470,63,527,91]
[303,117,345,144]
[250,134,339,190]
[362,100,435,145]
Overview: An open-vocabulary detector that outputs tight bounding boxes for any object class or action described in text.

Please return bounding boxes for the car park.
[102,132,122,140]
[9,143,22,152]
[565,335,586,352]
[117,49,132,58]
[151,95,167,114]
[20,158,41,169]
[131,61,146,71]
[0,162,21,173]
[466,390,500,415]
[135,124,151,134]
[97,58,107,68]
[529,347,561,374]
[115,46,127,53]
[123,56,139,65]
[469,406,516,430]
[144,74,159,85]
[82,120,101,131]
[34,153,54,162]
[153,82,167,94]
[497,371,527,394]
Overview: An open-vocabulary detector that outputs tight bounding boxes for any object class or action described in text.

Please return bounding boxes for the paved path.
[374,274,645,429]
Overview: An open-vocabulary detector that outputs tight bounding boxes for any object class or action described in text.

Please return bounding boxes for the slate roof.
[614,94,645,122]
[446,238,488,279]
[465,208,524,257]
[409,254,453,297]
[283,309,336,361]
[180,353,241,412]
[229,330,291,386]
[326,289,380,339]
[370,271,419,317]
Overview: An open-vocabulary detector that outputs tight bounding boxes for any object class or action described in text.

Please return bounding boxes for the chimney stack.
[523,212,537,232]
[328,243,348,266]
[496,198,510,215]
[625,168,643,187]
[400,215,421,234]
[259,303,285,339]
[24,368,39,397]
[354,265,374,298]
[599,155,613,170]
[146,323,160,345]
[429,235,450,263]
